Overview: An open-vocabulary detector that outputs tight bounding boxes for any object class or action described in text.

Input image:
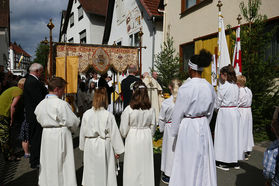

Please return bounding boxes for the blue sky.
[10,0,68,59]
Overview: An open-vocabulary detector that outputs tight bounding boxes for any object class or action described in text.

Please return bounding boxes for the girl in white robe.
[34,77,80,186]
[79,87,124,186]
[120,81,156,186]
[214,65,242,171]
[170,50,217,186]
[237,75,254,159]
[159,79,182,184]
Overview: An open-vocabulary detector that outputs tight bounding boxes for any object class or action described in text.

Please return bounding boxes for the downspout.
[152,16,156,70]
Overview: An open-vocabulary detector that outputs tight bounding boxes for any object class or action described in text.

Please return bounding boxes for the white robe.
[34,95,80,186]
[170,78,217,186]
[158,96,176,177]
[143,76,162,123]
[238,87,254,152]
[214,81,242,163]
[120,106,156,186]
[79,108,124,186]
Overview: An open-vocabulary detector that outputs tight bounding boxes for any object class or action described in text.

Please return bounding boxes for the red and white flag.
[232,24,242,75]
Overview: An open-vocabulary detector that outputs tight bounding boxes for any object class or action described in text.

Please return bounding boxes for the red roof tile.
[79,0,109,17]
[140,0,163,17]
[10,43,31,57]
[0,0,9,28]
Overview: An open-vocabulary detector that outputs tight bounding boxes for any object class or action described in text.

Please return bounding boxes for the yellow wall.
[165,0,279,52]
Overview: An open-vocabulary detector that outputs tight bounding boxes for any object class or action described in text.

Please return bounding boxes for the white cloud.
[10,0,68,58]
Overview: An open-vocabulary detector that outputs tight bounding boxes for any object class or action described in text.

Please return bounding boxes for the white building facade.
[8,42,31,76]
[59,0,108,45]
[108,0,163,74]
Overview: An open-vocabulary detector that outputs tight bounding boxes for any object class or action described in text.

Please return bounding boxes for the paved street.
[0,135,268,186]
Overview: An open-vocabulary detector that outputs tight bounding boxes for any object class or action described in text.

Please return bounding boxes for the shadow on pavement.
[0,154,20,185]
[4,169,38,186]
[235,161,265,186]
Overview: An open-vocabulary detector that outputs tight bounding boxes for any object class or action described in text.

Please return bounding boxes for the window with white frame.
[68,37,74,43]
[129,32,140,47]
[78,5,83,21]
[70,13,74,27]
[80,29,86,44]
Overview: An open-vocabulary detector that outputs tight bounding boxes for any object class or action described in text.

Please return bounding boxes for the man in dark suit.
[121,64,141,108]
[23,63,48,169]
[98,72,114,104]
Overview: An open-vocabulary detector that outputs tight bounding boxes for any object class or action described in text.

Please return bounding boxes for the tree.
[154,34,186,93]
[237,0,279,141]
[33,43,49,67]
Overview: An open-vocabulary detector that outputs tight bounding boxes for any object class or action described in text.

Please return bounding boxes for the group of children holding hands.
[35,49,255,186]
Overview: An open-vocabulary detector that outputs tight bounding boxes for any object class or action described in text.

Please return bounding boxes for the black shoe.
[161,175,170,184]
[216,163,229,171]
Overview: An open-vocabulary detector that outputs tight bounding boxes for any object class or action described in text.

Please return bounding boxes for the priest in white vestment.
[142,72,162,123]
[34,77,80,186]
[170,50,217,186]
[79,87,125,186]
[120,81,156,186]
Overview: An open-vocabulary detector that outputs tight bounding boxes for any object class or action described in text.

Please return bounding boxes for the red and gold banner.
[55,44,139,73]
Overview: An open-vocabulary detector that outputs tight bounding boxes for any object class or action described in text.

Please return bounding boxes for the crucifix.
[237,14,242,24]
[217,0,223,12]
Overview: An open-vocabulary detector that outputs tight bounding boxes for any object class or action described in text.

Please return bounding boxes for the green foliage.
[154,34,187,93]
[238,0,279,142]
[33,43,49,67]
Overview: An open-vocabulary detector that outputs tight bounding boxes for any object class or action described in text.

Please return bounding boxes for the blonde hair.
[169,79,182,103]
[93,87,108,109]
[17,78,26,89]
[237,75,246,87]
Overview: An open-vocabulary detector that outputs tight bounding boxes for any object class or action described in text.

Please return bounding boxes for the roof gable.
[139,0,163,17]
[79,0,109,17]
[10,42,31,57]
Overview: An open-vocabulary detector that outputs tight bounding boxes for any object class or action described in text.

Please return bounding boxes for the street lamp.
[47,18,54,79]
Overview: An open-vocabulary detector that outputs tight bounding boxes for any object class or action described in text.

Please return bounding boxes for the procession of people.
[0,49,259,186]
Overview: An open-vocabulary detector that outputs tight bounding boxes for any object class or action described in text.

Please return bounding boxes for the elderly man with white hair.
[24,63,48,169]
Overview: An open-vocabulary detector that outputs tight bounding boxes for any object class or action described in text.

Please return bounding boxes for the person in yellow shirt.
[0,78,25,161]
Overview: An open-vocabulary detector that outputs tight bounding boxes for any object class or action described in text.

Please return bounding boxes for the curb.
[253,145,266,153]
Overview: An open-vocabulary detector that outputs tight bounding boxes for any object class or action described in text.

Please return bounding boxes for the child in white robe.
[79,87,124,186]
[34,77,80,186]
[215,65,242,171]
[120,81,156,186]
[169,50,217,186]
[237,75,254,160]
[159,79,182,184]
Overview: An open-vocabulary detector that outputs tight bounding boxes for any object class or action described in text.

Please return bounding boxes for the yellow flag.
[56,56,79,93]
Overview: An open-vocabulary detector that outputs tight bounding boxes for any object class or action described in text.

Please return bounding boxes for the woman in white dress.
[159,79,182,184]
[120,81,156,186]
[169,50,217,186]
[79,87,124,186]
[237,75,254,160]
[214,65,242,171]
[34,77,80,186]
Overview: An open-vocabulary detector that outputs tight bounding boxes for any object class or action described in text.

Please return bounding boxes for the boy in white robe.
[34,77,80,186]
[237,75,254,160]
[80,87,124,186]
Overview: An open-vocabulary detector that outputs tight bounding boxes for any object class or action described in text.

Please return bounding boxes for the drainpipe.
[152,16,156,70]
